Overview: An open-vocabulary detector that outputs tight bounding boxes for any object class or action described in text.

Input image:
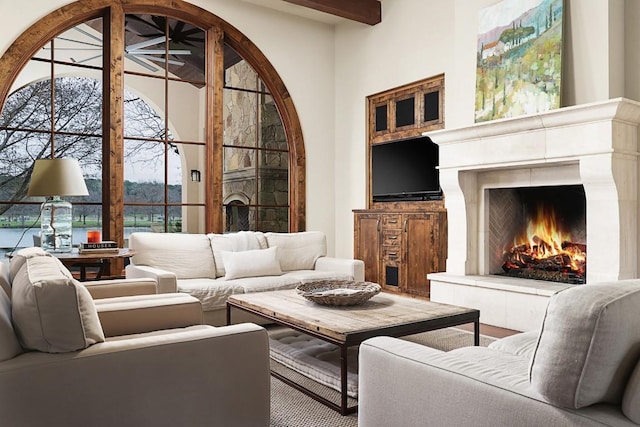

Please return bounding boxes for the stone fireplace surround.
[426,98,640,331]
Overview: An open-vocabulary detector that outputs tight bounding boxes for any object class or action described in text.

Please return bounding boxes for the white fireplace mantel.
[424,98,640,331]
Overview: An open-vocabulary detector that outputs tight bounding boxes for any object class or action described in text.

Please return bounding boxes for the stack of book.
[79,241,119,254]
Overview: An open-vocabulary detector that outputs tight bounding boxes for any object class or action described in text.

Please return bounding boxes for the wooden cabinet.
[358,75,447,298]
[353,213,382,284]
[354,209,446,297]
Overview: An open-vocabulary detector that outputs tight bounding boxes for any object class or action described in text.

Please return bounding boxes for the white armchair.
[0,249,270,426]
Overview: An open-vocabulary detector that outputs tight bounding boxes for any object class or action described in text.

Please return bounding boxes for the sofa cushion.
[488,330,539,359]
[269,326,359,398]
[529,280,640,409]
[221,247,282,280]
[177,278,245,312]
[11,256,105,353]
[622,359,640,423]
[208,231,266,278]
[130,232,216,279]
[231,275,301,294]
[281,270,354,283]
[264,231,326,271]
[9,246,50,282]
[0,286,22,361]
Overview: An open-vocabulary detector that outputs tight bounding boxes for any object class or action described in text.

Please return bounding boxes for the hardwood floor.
[457,322,520,339]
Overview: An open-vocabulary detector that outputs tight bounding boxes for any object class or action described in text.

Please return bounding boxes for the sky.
[478,0,545,34]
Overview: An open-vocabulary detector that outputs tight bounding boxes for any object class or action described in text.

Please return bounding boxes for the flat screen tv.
[371,136,442,201]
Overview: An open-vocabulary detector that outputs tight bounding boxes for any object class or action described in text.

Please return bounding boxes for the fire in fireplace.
[494,185,586,284]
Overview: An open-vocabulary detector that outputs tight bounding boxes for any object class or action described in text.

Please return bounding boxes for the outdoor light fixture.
[28,158,89,252]
[190,169,201,182]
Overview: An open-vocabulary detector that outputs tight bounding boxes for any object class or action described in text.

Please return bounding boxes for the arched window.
[0,0,305,254]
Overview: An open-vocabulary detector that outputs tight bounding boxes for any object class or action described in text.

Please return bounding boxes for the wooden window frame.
[0,0,307,251]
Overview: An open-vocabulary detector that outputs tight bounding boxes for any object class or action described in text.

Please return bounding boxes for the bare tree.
[0,76,170,215]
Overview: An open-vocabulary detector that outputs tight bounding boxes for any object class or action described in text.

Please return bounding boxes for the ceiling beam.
[282,0,381,25]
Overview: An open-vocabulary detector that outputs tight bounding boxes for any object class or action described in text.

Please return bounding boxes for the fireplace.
[489,185,586,284]
[425,98,640,331]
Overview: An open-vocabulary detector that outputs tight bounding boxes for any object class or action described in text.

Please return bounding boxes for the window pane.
[224,47,258,91]
[225,204,256,232]
[223,146,257,204]
[179,142,205,204]
[2,80,52,132]
[168,79,205,142]
[124,205,153,234]
[0,130,47,200]
[224,88,258,147]
[258,207,288,232]
[123,204,165,231]
[124,139,166,202]
[259,94,286,149]
[32,41,51,61]
[123,14,169,75]
[54,18,104,68]
[72,202,103,231]
[123,15,205,80]
[165,17,205,82]
[54,77,103,134]
[180,205,205,233]
[124,75,166,140]
[258,170,288,206]
[0,203,44,254]
[54,135,102,176]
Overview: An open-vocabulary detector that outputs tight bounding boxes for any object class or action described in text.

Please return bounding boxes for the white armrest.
[93,294,203,336]
[83,278,158,299]
[0,324,270,427]
[125,264,177,293]
[315,256,365,281]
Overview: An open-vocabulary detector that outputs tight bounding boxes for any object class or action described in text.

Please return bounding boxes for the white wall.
[0,0,633,258]
[331,0,627,257]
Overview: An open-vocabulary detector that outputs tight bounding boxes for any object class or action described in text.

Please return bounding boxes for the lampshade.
[28,158,89,197]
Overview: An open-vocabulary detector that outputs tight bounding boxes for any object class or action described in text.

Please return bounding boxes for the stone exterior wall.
[222,60,288,232]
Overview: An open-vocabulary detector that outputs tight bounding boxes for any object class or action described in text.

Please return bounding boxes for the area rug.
[269,327,495,427]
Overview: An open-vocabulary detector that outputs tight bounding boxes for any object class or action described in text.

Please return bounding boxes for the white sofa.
[126,231,365,325]
[358,280,640,427]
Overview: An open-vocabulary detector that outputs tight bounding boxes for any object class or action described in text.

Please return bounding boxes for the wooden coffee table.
[227,289,480,415]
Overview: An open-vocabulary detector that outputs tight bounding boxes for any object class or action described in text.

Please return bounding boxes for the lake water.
[0,226,151,254]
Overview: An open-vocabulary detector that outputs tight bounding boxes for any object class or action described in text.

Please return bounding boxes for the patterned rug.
[269,327,495,427]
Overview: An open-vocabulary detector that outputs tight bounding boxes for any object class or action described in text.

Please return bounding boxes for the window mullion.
[103,5,125,255]
[207,26,224,232]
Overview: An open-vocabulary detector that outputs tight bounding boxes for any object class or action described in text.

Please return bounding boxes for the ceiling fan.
[58,25,191,72]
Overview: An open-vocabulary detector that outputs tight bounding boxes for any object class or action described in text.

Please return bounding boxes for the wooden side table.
[54,248,135,281]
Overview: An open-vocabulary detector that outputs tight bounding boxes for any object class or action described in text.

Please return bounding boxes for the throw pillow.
[264,232,327,271]
[220,246,282,280]
[11,255,105,353]
[208,231,267,278]
[623,359,640,423]
[529,281,640,409]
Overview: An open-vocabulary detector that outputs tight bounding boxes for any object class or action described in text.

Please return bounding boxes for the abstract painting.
[475,0,564,122]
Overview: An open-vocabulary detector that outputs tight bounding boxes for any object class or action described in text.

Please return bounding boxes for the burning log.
[502,239,586,284]
[500,201,586,284]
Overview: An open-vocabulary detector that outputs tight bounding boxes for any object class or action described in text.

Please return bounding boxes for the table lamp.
[27,158,89,252]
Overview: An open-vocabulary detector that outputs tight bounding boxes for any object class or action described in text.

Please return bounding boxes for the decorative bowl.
[296,280,381,306]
